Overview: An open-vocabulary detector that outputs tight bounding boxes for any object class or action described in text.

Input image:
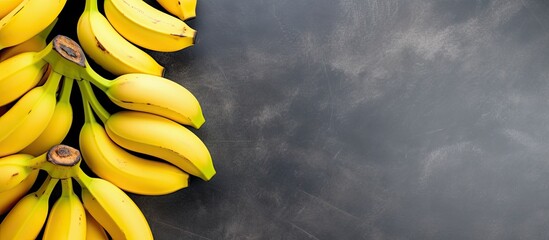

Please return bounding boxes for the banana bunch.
[77,0,197,76]
[0,34,214,238]
[2,0,197,76]
[1,0,211,237]
[0,144,153,239]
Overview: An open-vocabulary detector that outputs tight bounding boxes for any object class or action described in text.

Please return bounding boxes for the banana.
[156,0,197,20]
[0,51,49,107]
[0,0,24,19]
[0,169,38,215]
[43,178,86,240]
[84,70,205,128]
[104,0,196,52]
[77,0,164,76]
[0,18,57,62]
[73,168,154,240]
[0,0,67,49]
[79,81,190,195]
[0,176,59,240]
[0,154,36,192]
[105,110,215,180]
[0,70,61,157]
[20,78,74,156]
[85,210,109,240]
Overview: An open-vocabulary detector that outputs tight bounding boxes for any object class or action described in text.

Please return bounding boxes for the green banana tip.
[191,114,206,129]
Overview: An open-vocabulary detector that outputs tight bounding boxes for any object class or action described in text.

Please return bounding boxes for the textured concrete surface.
[51,0,549,239]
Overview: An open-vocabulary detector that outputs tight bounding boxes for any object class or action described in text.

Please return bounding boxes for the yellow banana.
[0,70,61,157]
[21,78,74,156]
[0,0,67,49]
[0,176,59,239]
[0,169,38,215]
[78,82,189,195]
[0,18,57,62]
[155,0,197,20]
[85,210,109,240]
[85,70,205,128]
[0,51,49,107]
[74,168,154,240]
[104,0,196,52]
[43,178,86,240]
[77,0,164,76]
[105,110,215,181]
[0,154,36,192]
[0,0,24,19]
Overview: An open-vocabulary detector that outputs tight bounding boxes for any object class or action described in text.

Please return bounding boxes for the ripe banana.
[0,70,61,157]
[0,154,36,192]
[86,210,109,240]
[74,168,154,240]
[21,78,74,156]
[105,110,215,180]
[43,178,86,240]
[0,18,57,62]
[0,176,59,240]
[77,0,164,76]
[79,83,190,195]
[0,0,67,49]
[104,0,196,52]
[0,169,38,215]
[156,0,197,20]
[0,51,49,107]
[84,70,205,128]
[0,0,24,19]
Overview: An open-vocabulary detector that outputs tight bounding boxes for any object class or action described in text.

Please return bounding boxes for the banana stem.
[77,80,110,123]
[36,176,59,198]
[83,0,99,12]
[60,178,74,197]
[78,81,95,124]
[59,78,74,103]
[37,35,87,79]
[83,70,111,92]
[73,167,92,189]
[43,71,63,95]
[28,152,49,169]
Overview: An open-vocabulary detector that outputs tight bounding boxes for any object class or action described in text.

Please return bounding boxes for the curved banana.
[21,78,74,156]
[0,176,59,240]
[104,0,196,52]
[0,169,38,215]
[85,71,205,128]
[156,0,197,20]
[0,18,57,62]
[0,70,61,157]
[77,0,164,76]
[86,210,109,240]
[79,82,189,195]
[0,0,67,49]
[0,154,36,192]
[43,178,86,240]
[0,51,49,107]
[74,168,154,240]
[105,110,215,180]
[0,0,24,19]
